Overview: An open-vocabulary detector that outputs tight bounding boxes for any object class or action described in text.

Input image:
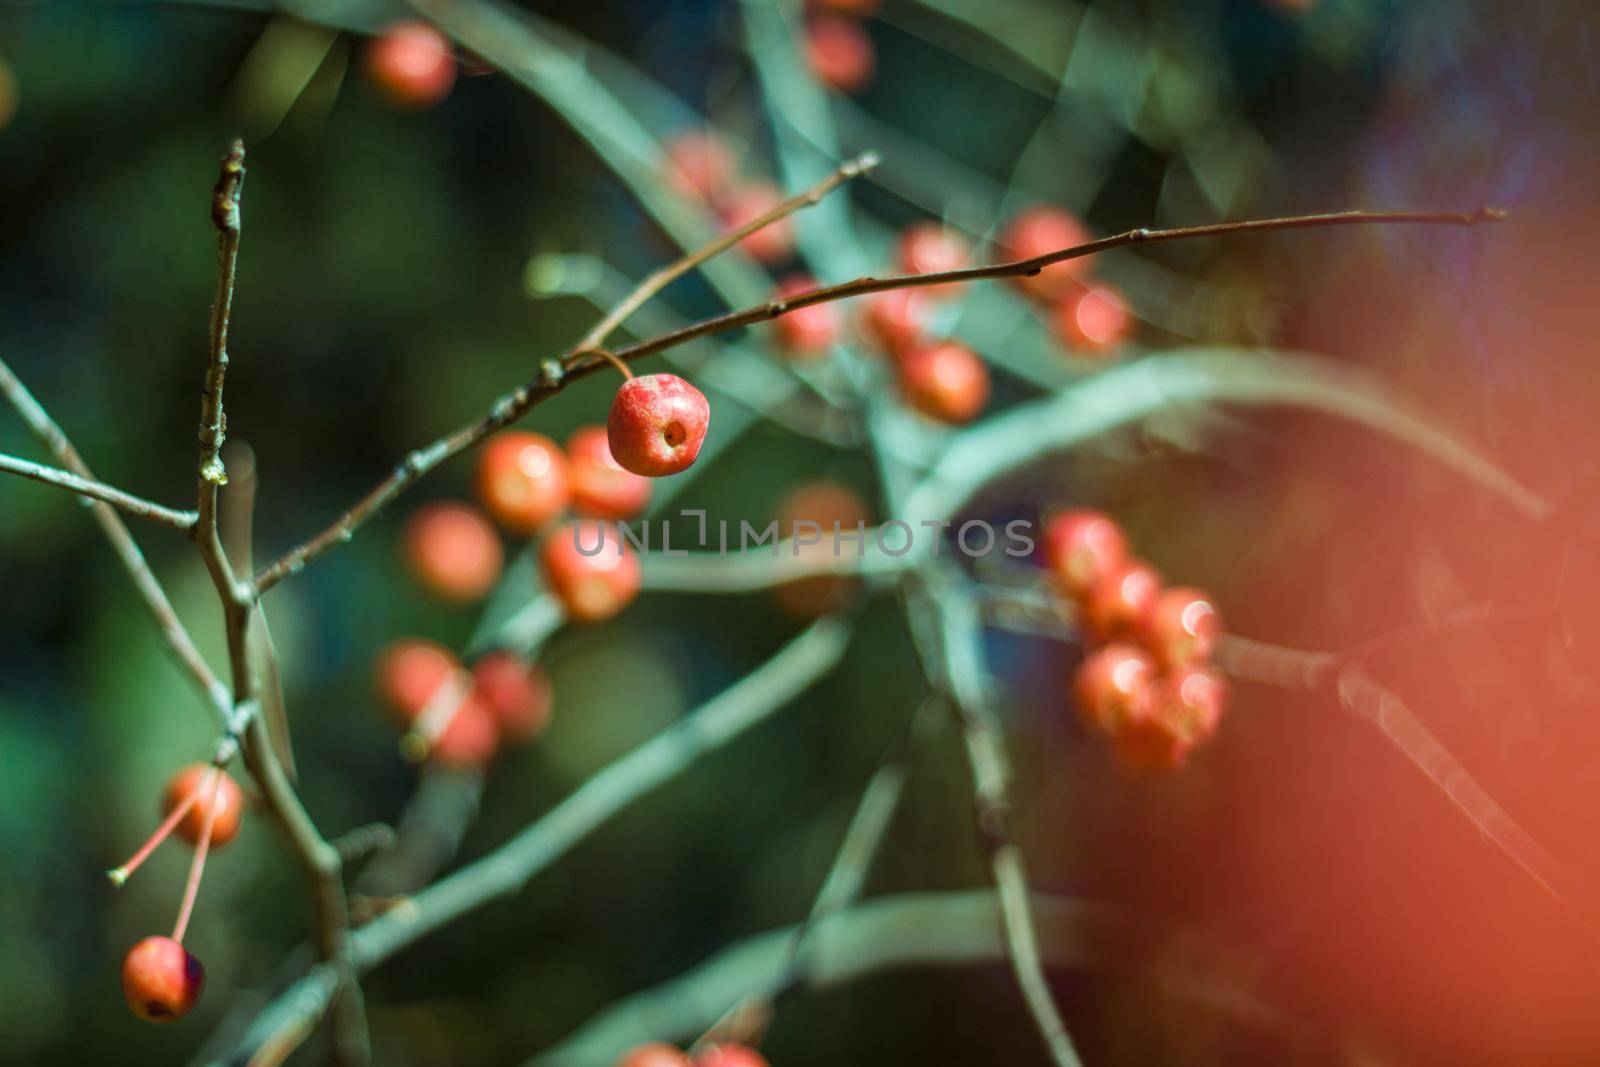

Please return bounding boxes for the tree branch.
[0,451,199,528]
[0,354,229,719]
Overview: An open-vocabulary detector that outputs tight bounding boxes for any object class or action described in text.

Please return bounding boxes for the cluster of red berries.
[364,21,457,110]
[804,0,877,96]
[113,764,248,1022]
[1043,510,1227,775]
[375,639,552,767]
[999,206,1133,356]
[664,130,799,266]
[617,1040,769,1067]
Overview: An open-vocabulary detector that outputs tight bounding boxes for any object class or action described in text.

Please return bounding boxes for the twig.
[0,452,199,528]
[926,579,1083,1067]
[525,889,1281,1067]
[573,151,879,357]
[0,354,230,719]
[606,209,1505,367]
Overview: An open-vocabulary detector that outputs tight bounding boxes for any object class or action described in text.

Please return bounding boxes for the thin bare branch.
[573,150,878,356]
[0,354,229,719]
[0,451,199,528]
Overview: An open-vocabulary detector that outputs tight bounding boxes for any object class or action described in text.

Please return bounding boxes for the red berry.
[568,426,653,520]
[771,274,840,359]
[898,341,989,423]
[616,1044,692,1067]
[664,129,737,203]
[476,432,570,536]
[1054,284,1131,353]
[897,223,969,300]
[1042,510,1128,600]
[774,481,872,618]
[161,764,245,848]
[541,521,643,623]
[1140,586,1223,669]
[1113,668,1227,776]
[429,691,500,767]
[695,1044,770,1067]
[365,21,456,110]
[607,374,712,477]
[721,182,796,264]
[806,14,875,95]
[403,501,504,602]
[1072,643,1156,737]
[860,288,930,359]
[122,936,204,1023]
[473,652,553,743]
[1082,559,1163,641]
[376,638,460,725]
[1000,207,1092,302]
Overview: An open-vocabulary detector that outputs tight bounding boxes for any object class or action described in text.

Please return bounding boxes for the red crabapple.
[476,431,570,536]
[664,129,737,203]
[898,341,989,423]
[1113,668,1227,776]
[897,222,969,299]
[365,22,456,110]
[376,638,460,726]
[774,480,872,618]
[568,426,653,520]
[721,182,796,264]
[695,1044,771,1067]
[122,936,204,1023]
[162,764,245,848]
[473,652,553,743]
[1054,284,1131,353]
[1042,510,1128,600]
[806,14,875,95]
[428,691,500,767]
[1081,559,1163,641]
[1140,586,1223,669]
[607,374,711,477]
[616,1044,692,1067]
[860,288,930,359]
[1000,206,1092,302]
[1072,643,1156,737]
[403,501,504,602]
[771,275,840,358]
[541,521,643,622]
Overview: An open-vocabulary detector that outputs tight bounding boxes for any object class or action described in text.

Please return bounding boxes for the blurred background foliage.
[4,0,1600,1064]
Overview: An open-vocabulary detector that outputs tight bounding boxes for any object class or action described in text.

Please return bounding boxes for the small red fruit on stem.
[664,129,737,204]
[122,936,204,1023]
[1113,668,1227,776]
[1000,206,1092,302]
[898,341,990,423]
[541,521,643,623]
[1081,559,1163,640]
[365,21,456,110]
[473,652,553,743]
[477,431,570,535]
[1054,284,1131,353]
[403,501,504,602]
[860,288,930,359]
[568,426,653,519]
[1042,510,1128,600]
[806,14,876,95]
[721,182,796,264]
[1072,643,1156,737]
[1141,587,1223,669]
[897,222,969,299]
[162,763,245,848]
[771,275,840,359]
[376,639,459,725]
[427,691,500,767]
[607,374,711,477]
